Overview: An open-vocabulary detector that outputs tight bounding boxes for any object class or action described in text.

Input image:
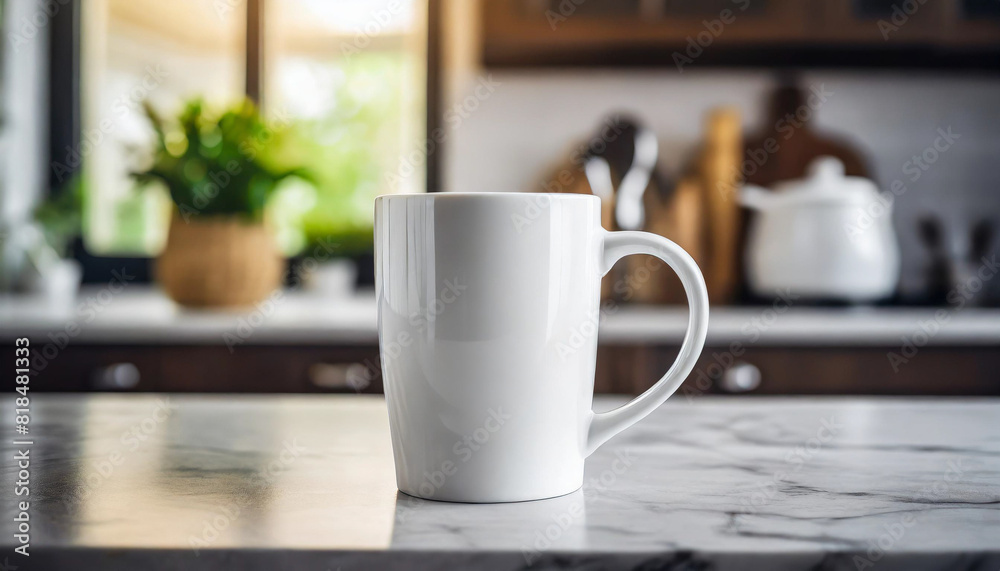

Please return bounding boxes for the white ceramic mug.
[375,193,709,503]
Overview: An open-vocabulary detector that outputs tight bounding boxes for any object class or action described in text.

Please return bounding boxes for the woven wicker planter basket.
[156,212,284,308]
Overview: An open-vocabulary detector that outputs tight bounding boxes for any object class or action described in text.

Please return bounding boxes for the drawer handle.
[720,362,761,393]
[308,363,372,391]
[92,363,141,390]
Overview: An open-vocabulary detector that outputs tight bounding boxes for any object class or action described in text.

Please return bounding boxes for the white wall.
[0,0,49,224]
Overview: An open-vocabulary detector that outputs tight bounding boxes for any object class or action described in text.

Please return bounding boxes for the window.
[266,0,427,254]
[79,0,427,256]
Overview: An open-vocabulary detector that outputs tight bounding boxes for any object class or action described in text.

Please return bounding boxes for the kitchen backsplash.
[442,69,1000,303]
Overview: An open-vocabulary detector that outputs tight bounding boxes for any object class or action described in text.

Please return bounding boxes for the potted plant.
[133,99,308,308]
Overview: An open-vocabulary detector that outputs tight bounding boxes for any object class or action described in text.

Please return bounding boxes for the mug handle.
[586,230,710,456]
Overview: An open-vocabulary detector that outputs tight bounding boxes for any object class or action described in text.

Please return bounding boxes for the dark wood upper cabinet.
[481,0,1000,68]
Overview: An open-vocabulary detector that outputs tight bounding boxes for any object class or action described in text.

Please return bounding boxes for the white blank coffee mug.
[375,193,709,503]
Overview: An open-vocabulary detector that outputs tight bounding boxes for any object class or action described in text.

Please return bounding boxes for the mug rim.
[376,192,599,202]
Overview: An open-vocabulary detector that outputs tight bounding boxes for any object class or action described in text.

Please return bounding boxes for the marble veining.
[1,394,998,570]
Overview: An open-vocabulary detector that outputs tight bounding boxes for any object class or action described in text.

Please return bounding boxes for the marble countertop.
[3,286,1000,346]
[2,394,998,570]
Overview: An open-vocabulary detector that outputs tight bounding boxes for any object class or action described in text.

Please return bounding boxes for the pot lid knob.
[808,156,846,181]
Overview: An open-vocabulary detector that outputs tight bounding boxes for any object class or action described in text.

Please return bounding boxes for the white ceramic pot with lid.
[740,156,900,302]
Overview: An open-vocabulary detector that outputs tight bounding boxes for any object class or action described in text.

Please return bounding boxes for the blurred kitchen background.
[1,0,998,396]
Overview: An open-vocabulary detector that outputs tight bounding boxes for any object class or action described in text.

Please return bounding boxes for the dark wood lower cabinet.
[11,343,999,396]
[18,345,383,394]
[604,345,1000,396]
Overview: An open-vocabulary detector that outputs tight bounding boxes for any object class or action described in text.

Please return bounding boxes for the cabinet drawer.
[598,345,1000,396]
[9,345,383,394]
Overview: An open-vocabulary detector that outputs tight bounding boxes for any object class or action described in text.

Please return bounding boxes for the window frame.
[49,0,440,283]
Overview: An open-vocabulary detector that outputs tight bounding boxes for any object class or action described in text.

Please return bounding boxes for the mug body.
[375,193,603,502]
